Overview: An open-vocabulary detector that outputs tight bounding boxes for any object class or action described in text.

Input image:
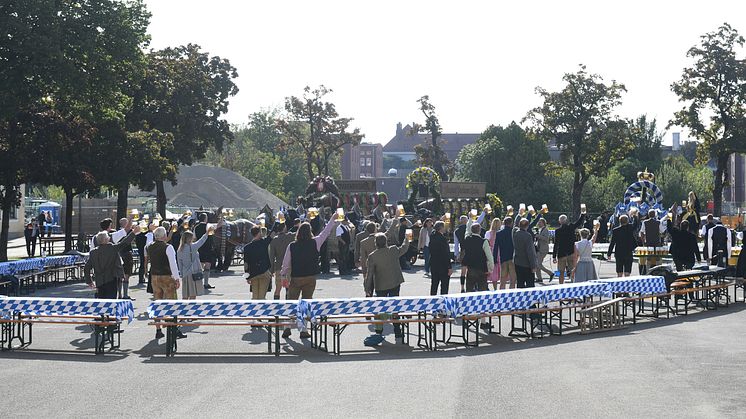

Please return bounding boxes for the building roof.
[382,124,479,160]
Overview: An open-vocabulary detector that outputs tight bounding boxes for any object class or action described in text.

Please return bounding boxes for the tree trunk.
[0,185,14,262]
[712,153,728,216]
[156,179,167,219]
[64,187,74,252]
[571,172,583,220]
[116,184,128,229]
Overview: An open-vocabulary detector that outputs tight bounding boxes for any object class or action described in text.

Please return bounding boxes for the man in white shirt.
[147,227,184,340]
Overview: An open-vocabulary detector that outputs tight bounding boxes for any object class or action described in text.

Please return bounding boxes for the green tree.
[615,115,665,184]
[413,95,452,180]
[129,44,239,217]
[679,141,699,165]
[456,122,550,206]
[0,0,151,253]
[670,23,746,216]
[204,126,288,201]
[277,86,363,180]
[656,155,714,206]
[526,64,633,218]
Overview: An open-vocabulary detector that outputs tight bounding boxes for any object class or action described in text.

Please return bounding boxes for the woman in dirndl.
[177,229,210,300]
[572,227,598,283]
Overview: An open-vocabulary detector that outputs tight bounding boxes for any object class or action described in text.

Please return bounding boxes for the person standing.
[269,221,294,300]
[84,232,125,300]
[244,225,273,300]
[36,211,46,250]
[513,218,538,288]
[459,223,495,292]
[280,218,338,339]
[667,204,701,271]
[418,218,434,275]
[194,213,215,290]
[24,223,36,257]
[147,227,185,340]
[357,222,379,280]
[700,214,716,260]
[428,221,452,295]
[111,218,135,300]
[639,209,667,274]
[681,191,701,235]
[336,220,353,275]
[484,218,502,290]
[534,218,554,283]
[453,215,468,291]
[135,225,148,285]
[707,221,733,267]
[176,228,210,300]
[354,222,375,271]
[364,233,411,344]
[596,211,611,244]
[494,217,516,289]
[607,215,637,277]
[84,227,137,299]
[552,213,586,284]
[572,228,598,282]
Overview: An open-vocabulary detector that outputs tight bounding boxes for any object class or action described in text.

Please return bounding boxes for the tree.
[0,0,151,254]
[456,122,550,206]
[679,141,699,165]
[670,23,746,216]
[656,155,714,206]
[277,86,363,179]
[526,65,633,218]
[28,109,98,252]
[129,44,239,217]
[204,126,289,201]
[414,96,452,180]
[614,115,665,184]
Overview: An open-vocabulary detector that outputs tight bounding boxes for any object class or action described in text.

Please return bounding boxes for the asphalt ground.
[2,257,746,418]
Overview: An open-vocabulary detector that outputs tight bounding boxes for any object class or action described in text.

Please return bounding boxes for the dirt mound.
[132,164,287,210]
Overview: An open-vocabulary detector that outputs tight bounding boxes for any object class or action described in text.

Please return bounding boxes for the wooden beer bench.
[0,297,133,354]
[147,300,299,357]
[148,316,295,357]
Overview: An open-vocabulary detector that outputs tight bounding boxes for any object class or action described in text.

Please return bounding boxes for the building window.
[366,158,372,167]
[360,157,365,167]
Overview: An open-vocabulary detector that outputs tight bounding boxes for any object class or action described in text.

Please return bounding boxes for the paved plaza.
[2,256,746,418]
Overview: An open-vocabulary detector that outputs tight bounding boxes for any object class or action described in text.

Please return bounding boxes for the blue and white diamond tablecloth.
[595,276,666,296]
[0,255,85,275]
[443,288,545,317]
[0,297,134,323]
[538,282,611,304]
[147,300,299,319]
[304,296,446,322]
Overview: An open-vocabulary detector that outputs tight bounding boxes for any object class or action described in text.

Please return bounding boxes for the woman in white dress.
[572,226,598,283]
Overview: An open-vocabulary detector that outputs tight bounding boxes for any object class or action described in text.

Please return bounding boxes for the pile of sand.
[132,164,287,210]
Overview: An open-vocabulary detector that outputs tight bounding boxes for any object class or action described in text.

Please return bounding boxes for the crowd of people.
[76,189,746,343]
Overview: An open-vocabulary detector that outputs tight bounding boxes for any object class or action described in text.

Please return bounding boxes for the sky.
[145,0,746,146]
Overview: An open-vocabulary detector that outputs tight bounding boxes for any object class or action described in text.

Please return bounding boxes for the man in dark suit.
[707,221,733,267]
[607,215,637,277]
[428,221,452,295]
[552,213,586,284]
[84,228,138,299]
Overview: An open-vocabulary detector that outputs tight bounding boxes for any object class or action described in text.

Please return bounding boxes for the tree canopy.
[526,64,633,218]
[670,23,746,215]
[277,86,363,180]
